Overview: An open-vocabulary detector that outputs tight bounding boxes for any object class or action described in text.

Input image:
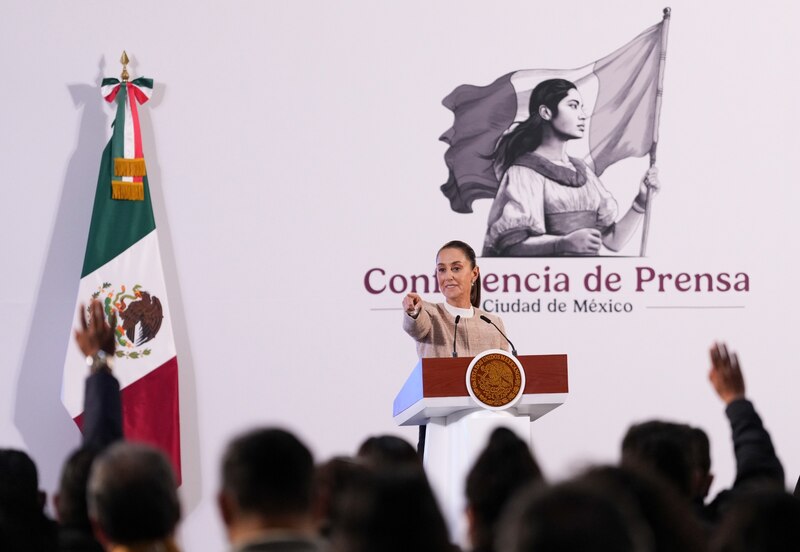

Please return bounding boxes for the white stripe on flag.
[61,230,177,417]
[123,93,134,162]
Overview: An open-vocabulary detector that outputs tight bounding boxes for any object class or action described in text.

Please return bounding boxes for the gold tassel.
[112,180,145,201]
[114,158,147,177]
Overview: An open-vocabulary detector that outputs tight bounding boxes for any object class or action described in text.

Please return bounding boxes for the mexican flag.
[440,13,669,214]
[61,77,181,481]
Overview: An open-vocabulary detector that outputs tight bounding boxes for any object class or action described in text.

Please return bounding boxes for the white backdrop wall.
[2,1,799,549]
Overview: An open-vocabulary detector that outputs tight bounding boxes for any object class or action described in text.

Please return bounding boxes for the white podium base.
[423,408,531,547]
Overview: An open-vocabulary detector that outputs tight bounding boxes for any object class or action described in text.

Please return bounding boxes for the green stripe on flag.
[81,140,156,277]
[111,85,127,164]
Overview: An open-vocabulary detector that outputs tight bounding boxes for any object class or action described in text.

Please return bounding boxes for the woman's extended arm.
[402,293,432,340]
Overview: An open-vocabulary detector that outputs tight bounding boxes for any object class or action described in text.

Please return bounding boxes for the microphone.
[452,315,461,358]
[479,315,518,357]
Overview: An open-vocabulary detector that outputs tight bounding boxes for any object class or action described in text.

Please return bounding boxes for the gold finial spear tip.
[120,50,130,82]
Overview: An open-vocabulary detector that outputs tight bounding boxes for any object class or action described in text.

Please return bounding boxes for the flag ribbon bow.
[101,77,154,201]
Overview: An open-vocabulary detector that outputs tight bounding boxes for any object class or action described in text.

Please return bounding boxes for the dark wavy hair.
[87,443,180,544]
[438,240,481,307]
[331,467,451,552]
[221,428,314,518]
[493,78,577,174]
[466,428,544,552]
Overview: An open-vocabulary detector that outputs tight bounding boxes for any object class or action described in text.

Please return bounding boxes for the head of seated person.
[0,448,46,512]
[0,449,57,551]
[312,456,367,539]
[218,427,316,544]
[466,427,544,552]
[577,465,707,552]
[496,476,650,552]
[621,420,696,500]
[87,442,180,550]
[356,435,421,471]
[330,467,453,552]
[56,446,101,531]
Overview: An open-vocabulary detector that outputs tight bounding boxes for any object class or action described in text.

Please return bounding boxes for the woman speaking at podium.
[402,240,509,453]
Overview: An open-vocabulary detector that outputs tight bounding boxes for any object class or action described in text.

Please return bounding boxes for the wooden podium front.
[393,354,569,425]
[393,353,569,546]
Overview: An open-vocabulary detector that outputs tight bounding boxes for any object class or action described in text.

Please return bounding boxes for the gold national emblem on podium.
[467,350,524,408]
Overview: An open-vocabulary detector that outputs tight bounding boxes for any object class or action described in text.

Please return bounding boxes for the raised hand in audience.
[76,300,123,448]
[75,300,116,359]
[709,342,745,405]
[703,341,784,523]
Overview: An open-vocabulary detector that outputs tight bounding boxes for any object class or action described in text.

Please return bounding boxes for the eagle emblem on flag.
[88,283,164,359]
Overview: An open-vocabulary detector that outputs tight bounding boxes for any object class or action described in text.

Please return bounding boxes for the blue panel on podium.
[392,359,423,417]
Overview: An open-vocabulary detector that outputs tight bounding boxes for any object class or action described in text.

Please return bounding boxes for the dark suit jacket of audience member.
[56,370,123,552]
[57,526,104,552]
[81,370,123,449]
[703,398,785,521]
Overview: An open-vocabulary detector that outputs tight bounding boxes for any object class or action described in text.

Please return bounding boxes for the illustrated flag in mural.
[440,17,668,213]
[61,76,181,481]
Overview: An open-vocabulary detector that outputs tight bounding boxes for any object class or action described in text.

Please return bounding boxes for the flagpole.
[640,7,671,257]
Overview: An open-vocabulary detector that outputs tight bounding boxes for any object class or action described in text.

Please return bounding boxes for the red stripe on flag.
[128,83,145,184]
[122,356,181,483]
[73,356,182,484]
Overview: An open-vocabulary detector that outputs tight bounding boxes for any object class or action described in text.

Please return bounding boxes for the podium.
[393,354,568,545]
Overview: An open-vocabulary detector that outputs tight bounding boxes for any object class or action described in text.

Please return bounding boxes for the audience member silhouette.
[621,343,785,524]
[710,489,800,552]
[621,420,695,500]
[0,448,58,552]
[579,466,707,552]
[52,301,124,552]
[74,301,123,450]
[465,428,544,552]
[330,467,455,552]
[702,343,784,521]
[55,446,103,552]
[217,427,324,551]
[356,435,422,471]
[687,426,713,510]
[496,476,649,552]
[87,442,181,551]
[3,327,795,552]
[312,456,367,539]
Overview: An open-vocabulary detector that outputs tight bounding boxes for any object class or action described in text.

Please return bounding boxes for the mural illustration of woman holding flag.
[440,9,671,257]
[482,78,659,257]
